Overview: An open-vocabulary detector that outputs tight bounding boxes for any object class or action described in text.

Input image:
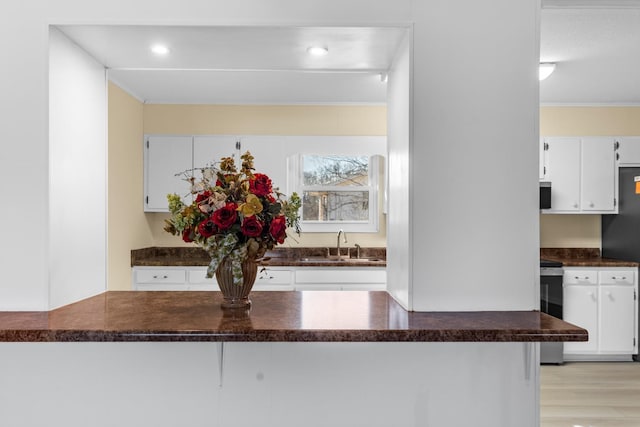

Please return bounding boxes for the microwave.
[540,181,551,209]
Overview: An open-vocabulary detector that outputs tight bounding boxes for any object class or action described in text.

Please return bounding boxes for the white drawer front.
[564,270,598,285]
[598,270,635,286]
[295,268,386,284]
[188,269,217,285]
[256,269,292,285]
[135,269,186,284]
[135,283,187,291]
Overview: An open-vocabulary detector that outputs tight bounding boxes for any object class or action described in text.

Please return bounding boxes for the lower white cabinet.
[563,267,638,360]
[132,266,386,291]
[294,268,387,291]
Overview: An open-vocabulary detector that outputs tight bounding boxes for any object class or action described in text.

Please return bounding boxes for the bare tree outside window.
[302,156,370,222]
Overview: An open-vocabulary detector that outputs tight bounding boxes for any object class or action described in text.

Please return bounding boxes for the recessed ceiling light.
[151,44,170,55]
[307,46,329,56]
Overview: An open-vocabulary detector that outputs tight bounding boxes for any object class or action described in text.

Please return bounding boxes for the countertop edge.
[0,291,588,343]
[0,329,588,343]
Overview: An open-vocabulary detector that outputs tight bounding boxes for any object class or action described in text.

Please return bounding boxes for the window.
[290,154,381,232]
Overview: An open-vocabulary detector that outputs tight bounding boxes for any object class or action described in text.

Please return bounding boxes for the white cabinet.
[193,135,288,194]
[541,137,618,214]
[294,268,387,291]
[144,136,193,212]
[563,267,638,360]
[133,267,189,291]
[617,136,640,166]
[192,135,238,170]
[133,266,295,291]
[145,135,240,212]
[133,265,386,291]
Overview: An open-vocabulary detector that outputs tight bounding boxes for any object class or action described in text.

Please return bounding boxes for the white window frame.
[288,154,380,233]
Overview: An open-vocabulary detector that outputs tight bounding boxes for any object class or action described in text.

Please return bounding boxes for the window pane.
[303,155,369,186]
[302,191,369,221]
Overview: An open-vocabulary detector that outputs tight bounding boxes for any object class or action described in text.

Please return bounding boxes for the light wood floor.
[541,362,640,427]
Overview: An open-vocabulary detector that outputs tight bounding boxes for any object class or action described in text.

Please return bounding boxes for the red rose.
[195,191,211,204]
[269,215,287,244]
[182,228,194,243]
[249,173,273,197]
[197,216,218,238]
[241,216,264,237]
[212,202,238,229]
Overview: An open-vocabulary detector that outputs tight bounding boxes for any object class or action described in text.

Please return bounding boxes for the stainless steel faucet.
[354,243,361,259]
[337,229,347,260]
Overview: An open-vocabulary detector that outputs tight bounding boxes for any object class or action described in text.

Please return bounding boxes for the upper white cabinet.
[541,137,618,214]
[144,136,193,212]
[145,135,241,212]
[617,137,640,166]
[192,135,238,170]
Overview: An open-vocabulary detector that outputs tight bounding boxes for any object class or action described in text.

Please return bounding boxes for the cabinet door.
[617,136,640,166]
[240,137,287,194]
[544,137,581,212]
[599,285,635,353]
[564,284,599,353]
[581,137,616,212]
[539,137,546,180]
[193,136,238,170]
[145,136,193,212]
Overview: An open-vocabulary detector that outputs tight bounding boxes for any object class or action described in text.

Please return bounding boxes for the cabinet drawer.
[295,268,386,284]
[564,270,598,285]
[599,270,635,286]
[188,269,217,285]
[256,269,292,285]
[135,283,188,291]
[135,269,186,284]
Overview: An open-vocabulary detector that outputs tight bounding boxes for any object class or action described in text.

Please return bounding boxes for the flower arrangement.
[164,151,301,284]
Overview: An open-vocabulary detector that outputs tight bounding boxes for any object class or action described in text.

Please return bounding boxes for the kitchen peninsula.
[0,290,585,342]
[0,291,585,426]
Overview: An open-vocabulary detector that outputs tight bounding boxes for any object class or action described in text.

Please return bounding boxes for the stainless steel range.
[540,259,564,364]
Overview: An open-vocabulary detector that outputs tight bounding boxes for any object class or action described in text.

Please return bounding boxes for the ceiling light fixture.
[307,46,329,56]
[151,44,170,55]
[539,63,556,81]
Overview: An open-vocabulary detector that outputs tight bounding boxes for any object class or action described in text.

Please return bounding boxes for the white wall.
[49,27,106,308]
[0,5,50,310]
[0,1,540,313]
[386,29,412,309]
[409,0,540,311]
[0,1,542,425]
[0,0,414,312]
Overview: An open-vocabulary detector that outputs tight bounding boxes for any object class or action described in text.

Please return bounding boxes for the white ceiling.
[57,25,406,104]
[540,7,640,104]
[57,6,640,105]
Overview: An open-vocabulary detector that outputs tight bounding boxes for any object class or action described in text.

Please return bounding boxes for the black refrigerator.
[602,167,640,361]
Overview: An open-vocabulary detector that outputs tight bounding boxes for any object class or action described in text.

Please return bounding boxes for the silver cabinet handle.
[611,276,626,280]
[575,276,590,280]
[152,275,169,279]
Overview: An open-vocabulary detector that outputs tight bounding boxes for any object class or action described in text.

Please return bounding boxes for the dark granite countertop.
[131,247,387,268]
[541,248,639,268]
[0,291,587,343]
